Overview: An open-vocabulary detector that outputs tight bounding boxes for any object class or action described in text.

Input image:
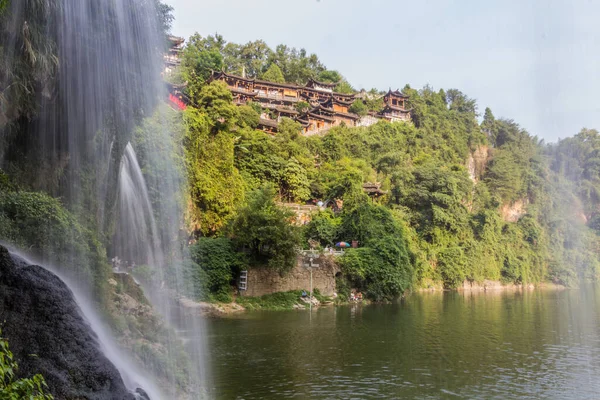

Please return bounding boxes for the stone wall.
[241,255,340,297]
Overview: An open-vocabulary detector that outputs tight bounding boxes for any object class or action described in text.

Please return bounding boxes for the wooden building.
[378,89,411,123]
[254,79,300,106]
[258,118,279,134]
[362,182,387,199]
[383,89,408,109]
[322,96,352,113]
[301,105,336,136]
[210,71,412,135]
[305,78,336,93]
[163,36,184,75]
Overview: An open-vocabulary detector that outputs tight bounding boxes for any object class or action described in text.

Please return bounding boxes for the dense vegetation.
[175,33,600,302]
[0,331,53,399]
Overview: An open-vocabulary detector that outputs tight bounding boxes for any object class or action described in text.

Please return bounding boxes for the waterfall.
[3,246,163,400]
[0,0,209,398]
[114,143,162,269]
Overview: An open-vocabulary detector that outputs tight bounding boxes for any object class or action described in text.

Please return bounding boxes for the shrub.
[0,331,53,399]
[227,185,300,274]
[0,190,109,300]
[303,209,341,247]
[340,238,413,301]
[188,237,241,302]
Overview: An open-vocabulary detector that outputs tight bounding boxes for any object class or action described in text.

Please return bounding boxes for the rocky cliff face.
[0,245,136,400]
[467,145,490,183]
[500,198,528,222]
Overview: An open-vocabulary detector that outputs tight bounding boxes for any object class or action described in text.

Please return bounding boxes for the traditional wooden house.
[301,79,354,104]
[322,96,351,113]
[253,80,300,107]
[260,104,299,120]
[362,182,387,199]
[378,104,411,123]
[163,36,184,75]
[211,71,372,135]
[384,89,408,108]
[166,82,188,110]
[258,118,279,134]
[333,111,360,127]
[299,87,325,104]
[211,71,257,105]
[321,97,360,127]
[332,92,356,104]
[305,78,336,93]
[378,89,411,122]
[301,106,336,136]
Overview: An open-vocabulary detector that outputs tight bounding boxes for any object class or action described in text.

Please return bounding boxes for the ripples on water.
[204,285,600,399]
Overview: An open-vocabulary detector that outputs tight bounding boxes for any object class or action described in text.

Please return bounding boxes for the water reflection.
[205,286,600,399]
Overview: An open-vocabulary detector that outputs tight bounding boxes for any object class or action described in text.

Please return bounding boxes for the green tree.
[317,70,342,83]
[196,81,239,131]
[303,209,341,246]
[335,80,355,94]
[155,1,175,36]
[227,185,300,273]
[238,40,272,78]
[267,45,326,84]
[295,101,311,113]
[237,105,260,129]
[180,34,229,99]
[338,203,414,300]
[184,107,245,235]
[481,107,496,141]
[446,89,477,114]
[188,237,241,302]
[280,159,311,202]
[349,100,368,117]
[181,47,223,101]
[0,0,59,129]
[0,331,53,399]
[261,63,285,83]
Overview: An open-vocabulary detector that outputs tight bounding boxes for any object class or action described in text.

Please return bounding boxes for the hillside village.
[164,35,411,136]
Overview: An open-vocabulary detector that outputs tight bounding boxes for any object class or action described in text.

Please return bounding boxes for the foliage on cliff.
[227,185,301,274]
[0,173,110,299]
[0,331,53,399]
[178,55,600,299]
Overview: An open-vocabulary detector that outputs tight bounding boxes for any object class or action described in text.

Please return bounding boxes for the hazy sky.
[165,0,599,142]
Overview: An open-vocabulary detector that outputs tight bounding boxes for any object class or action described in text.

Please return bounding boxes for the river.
[204,285,600,399]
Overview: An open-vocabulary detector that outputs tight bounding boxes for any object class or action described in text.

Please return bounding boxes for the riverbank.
[418,279,566,293]
[177,280,567,316]
[177,289,338,316]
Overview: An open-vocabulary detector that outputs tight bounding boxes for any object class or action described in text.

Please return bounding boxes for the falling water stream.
[1,0,208,398]
[114,143,162,269]
[5,247,163,400]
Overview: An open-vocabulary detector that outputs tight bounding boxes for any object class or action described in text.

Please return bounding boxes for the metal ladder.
[239,270,248,291]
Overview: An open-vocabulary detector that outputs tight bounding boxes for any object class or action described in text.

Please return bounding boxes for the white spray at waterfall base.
[4,247,163,399]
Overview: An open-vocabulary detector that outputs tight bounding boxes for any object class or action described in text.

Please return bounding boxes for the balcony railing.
[255,92,298,102]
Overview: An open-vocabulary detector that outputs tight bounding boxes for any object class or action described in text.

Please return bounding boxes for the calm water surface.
[205,286,600,399]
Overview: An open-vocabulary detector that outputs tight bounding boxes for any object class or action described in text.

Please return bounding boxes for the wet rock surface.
[0,245,136,400]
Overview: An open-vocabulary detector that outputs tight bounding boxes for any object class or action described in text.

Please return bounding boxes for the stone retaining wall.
[241,255,340,297]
